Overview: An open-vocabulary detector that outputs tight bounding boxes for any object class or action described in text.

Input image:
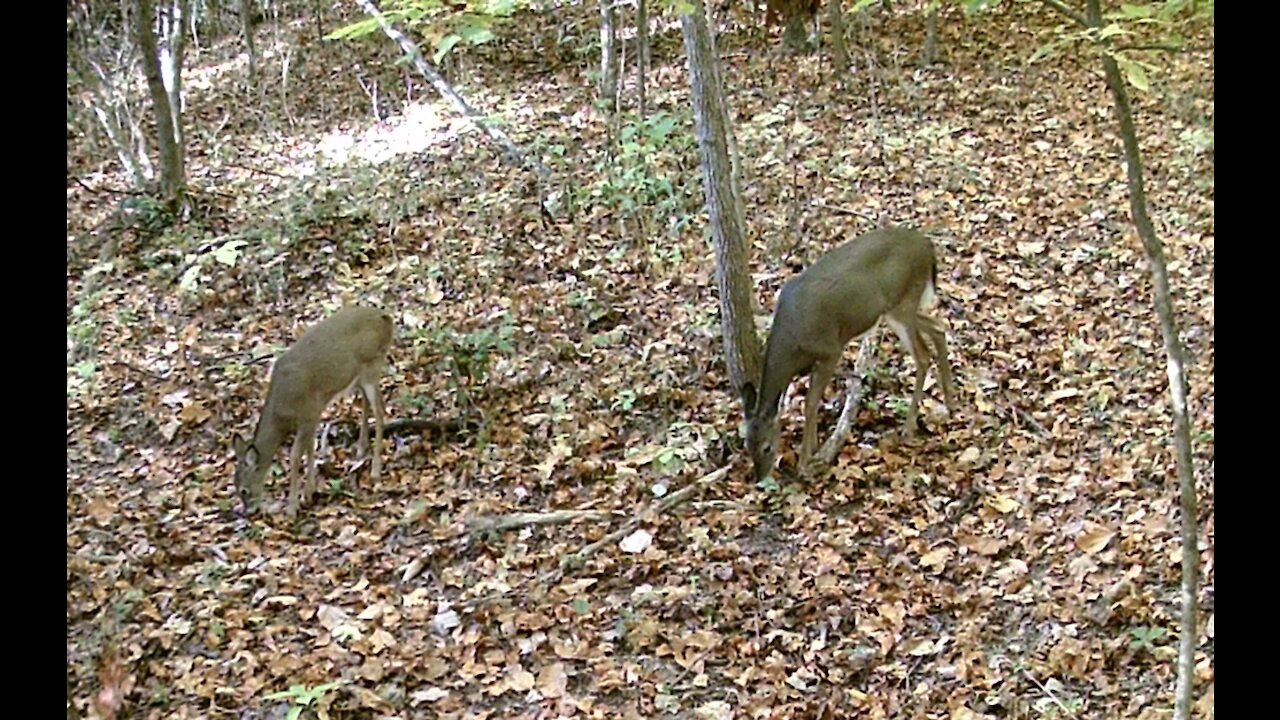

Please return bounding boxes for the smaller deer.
[233,306,393,518]
[742,227,958,482]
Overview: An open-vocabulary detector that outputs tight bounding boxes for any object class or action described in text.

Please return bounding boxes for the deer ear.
[740,382,758,416]
[233,435,258,465]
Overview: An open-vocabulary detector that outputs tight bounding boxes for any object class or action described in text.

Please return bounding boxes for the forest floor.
[66,2,1214,718]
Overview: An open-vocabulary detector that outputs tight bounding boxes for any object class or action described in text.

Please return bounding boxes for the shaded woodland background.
[67,0,1214,717]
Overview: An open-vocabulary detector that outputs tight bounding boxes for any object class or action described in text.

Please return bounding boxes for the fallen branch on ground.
[812,200,879,225]
[382,415,478,435]
[350,0,549,182]
[1006,398,1050,438]
[564,464,732,568]
[449,464,733,607]
[466,509,614,534]
[812,332,879,468]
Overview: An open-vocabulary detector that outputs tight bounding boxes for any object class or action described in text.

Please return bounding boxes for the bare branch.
[350,0,549,181]
[452,465,733,609]
[382,416,477,435]
[565,465,732,567]
[812,200,879,226]
[1038,0,1089,28]
[1114,42,1191,54]
[813,332,878,468]
[466,510,615,534]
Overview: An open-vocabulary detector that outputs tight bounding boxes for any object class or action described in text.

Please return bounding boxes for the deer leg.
[367,379,385,483]
[800,357,839,464]
[920,315,957,410]
[286,431,308,519]
[887,316,932,438]
[356,390,371,460]
[300,423,320,508]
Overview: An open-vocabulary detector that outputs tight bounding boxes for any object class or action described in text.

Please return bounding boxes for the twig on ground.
[1005,397,1050,437]
[451,464,733,609]
[383,415,478,435]
[813,333,879,468]
[813,200,879,225]
[565,465,731,567]
[222,162,292,180]
[466,509,614,534]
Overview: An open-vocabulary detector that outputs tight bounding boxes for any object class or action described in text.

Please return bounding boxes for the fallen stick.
[466,509,614,534]
[382,415,477,435]
[563,464,731,568]
[446,464,733,607]
[813,332,879,468]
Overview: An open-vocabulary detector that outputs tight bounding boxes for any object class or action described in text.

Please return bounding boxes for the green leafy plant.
[756,476,780,493]
[328,0,525,64]
[326,477,356,499]
[426,316,517,388]
[591,112,699,241]
[120,194,175,234]
[147,684,172,708]
[265,681,343,720]
[611,389,636,412]
[1129,625,1168,653]
[67,361,97,399]
[179,236,255,296]
[1025,0,1212,91]
[68,291,104,359]
[1176,126,1213,164]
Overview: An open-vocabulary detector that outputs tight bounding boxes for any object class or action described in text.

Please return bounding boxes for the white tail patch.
[919,274,938,310]
[885,317,914,353]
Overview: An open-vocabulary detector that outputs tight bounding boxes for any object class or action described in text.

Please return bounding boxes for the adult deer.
[742,227,957,481]
[233,306,393,518]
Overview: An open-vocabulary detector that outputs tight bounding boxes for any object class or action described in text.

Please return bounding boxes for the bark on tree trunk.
[680,0,762,398]
[920,2,938,66]
[636,0,649,119]
[136,0,186,208]
[782,13,811,52]
[599,0,620,112]
[1081,2,1201,717]
[160,0,187,152]
[826,0,849,73]
[241,0,258,85]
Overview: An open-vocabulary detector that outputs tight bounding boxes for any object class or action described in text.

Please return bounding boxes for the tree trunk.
[1082,1,1201,717]
[636,0,649,119]
[136,0,187,208]
[765,0,819,53]
[782,12,811,52]
[188,0,202,49]
[826,0,849,74]
[599,0,620,112]
[240,0,258,85]
[313,0,324,41]
[160,0,187,152]
[127,101,156,181]
[70,2,155,187]
[920,2,938,66]
[680,0,762,398]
